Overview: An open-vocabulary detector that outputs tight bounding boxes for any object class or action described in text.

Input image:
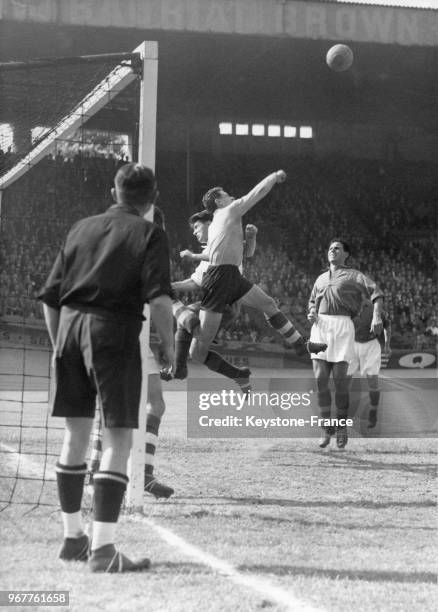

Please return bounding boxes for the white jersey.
[191,245,243,288]
[191,260,210,287]
[207,205,244,266]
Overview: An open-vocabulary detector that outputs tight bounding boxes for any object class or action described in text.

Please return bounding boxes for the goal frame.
[0,41,158,512]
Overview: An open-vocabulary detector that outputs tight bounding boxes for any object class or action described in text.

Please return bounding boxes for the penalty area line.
[130,515,323,612]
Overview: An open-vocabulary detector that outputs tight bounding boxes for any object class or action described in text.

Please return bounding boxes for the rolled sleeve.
[141,227,172,302]
[308,283,318,311]
[358,272,384,302]
[37,250,63,310]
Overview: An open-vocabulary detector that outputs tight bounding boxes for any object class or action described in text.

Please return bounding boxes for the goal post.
[126,41,159,511]
[0,42,158,511]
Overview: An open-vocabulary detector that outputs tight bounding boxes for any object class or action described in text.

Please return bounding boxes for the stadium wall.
[0,0,436,46]
[2,319,436,371]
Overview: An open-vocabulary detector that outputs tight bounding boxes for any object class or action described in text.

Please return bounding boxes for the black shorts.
[200,265,253,313]
[51,306,142,428]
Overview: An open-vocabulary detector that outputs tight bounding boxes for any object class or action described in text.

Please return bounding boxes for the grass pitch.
[0,357,437,611]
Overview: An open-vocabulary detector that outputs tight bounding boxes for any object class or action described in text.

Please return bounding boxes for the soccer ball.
[326,44,354,72]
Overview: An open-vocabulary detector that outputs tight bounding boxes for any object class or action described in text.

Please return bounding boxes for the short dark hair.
[202,187,223,213]
[114,163,157,203]
[329,237,351,255]
[189,210,213,226]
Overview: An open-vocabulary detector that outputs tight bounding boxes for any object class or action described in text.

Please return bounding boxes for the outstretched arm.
[172,278,199,293]
[179,249,209,262]
[229,170,286,217]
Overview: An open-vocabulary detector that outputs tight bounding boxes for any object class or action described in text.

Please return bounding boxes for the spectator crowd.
[0,151,436,351]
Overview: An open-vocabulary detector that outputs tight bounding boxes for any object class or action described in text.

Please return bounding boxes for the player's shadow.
[307,455,437,476]
[175,496,435,509]
[237,564,437,584]
[218,496,436,509]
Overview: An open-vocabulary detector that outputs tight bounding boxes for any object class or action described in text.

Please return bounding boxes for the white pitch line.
[380,373,432,393]
[133,515,323,612]
[2,438,323,611]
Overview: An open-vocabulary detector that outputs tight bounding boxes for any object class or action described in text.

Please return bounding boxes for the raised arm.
[229,170,286,217]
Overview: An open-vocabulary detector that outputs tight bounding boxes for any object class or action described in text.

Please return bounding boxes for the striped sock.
[56,462,87,537]
[91,471,128,551]
[89,409,102,476]
[266,311,301,345]
[145,414,160,477]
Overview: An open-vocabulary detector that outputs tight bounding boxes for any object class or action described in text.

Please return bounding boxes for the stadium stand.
[0,153,436,349]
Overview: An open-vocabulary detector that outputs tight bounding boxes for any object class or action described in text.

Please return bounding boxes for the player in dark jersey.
[308,238,384,449]
[349,299,391,428]
[88,206,174,500]
[39,163,174,572]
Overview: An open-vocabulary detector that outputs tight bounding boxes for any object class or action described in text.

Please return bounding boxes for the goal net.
[0,42,157,512]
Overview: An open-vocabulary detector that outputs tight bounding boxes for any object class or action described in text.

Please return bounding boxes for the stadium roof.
[330,0,437,8]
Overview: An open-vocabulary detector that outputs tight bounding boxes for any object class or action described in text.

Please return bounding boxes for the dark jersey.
[38,204,172,319]
[309,267,383,318]
[353,301,390,344]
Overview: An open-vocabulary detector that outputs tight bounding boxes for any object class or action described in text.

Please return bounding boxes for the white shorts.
[310,314,354,363]
[348,339,381,376]
[147,346,159,375]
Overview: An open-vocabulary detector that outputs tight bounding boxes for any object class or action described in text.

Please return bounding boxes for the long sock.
[266,311,301,344]
[91,471,128,551]
[175,328,192,376]
[56,461,87,537]
[204,351,248,380]
[145,414,160,477]
[318,390,332,431]
[89,409,102,476]
[369,390,380,406]
[335,391,349,421]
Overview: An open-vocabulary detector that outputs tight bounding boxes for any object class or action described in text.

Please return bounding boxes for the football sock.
[317,392,331,427]
[56,461,87,538]
[89,412,102,476]
[174,328,192,377]
[318,390,331,412]
[369,390,380,406]
[91,471,128,551]
[145,414,160,477]
[204,351,248,380]
[335,391,349,421]
[266,311,301,344]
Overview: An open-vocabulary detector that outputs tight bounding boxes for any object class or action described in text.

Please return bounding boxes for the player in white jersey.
[188,172,326,368]
[168,211,257,383]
